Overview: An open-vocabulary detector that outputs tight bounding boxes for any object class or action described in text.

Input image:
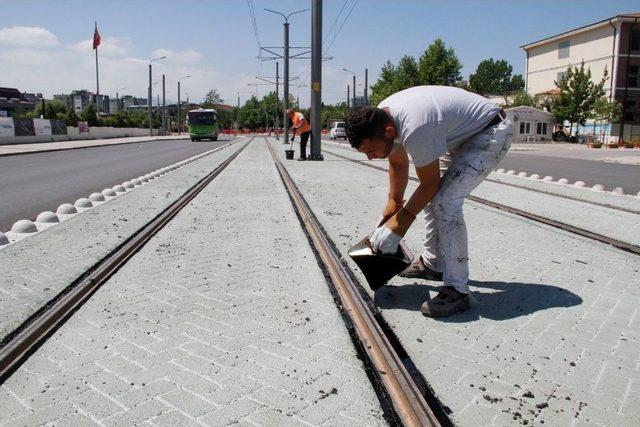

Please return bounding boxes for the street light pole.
[275,62,280,140]
[162,74,166,135]
[148,55,166,136]
[347,84,350,108]
[341,68,357,108]
[264,8,308,146]
[364,68,368,106]
[177,75,190,135]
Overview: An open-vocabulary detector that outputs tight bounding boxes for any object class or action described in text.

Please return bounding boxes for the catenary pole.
[309,0,323,160]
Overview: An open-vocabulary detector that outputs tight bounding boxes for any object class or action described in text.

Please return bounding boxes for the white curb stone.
[592,184,605,192]
[101,188,117,198]
[530,174,540,180]
[517,172,528,177]
[56,203,77,215]
[36,211,59,224]
[0,232,8,245]
[11,219,37,234]
[112,185,126,193]
[543,176,554,182]
[612,187,624,195]
[558,178,569,185]
[574,181,586,188]
[75,198,93,208]
[89,192,106,202]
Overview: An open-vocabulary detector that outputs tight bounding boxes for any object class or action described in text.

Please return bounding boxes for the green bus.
[187,108,219,141]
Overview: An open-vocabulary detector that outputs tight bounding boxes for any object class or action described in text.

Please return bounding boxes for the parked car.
[329,121,347,140]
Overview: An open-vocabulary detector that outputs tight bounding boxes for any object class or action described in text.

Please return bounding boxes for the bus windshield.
[188,112,216,125]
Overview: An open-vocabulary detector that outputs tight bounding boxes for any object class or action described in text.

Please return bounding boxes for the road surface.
[0,137,231,231]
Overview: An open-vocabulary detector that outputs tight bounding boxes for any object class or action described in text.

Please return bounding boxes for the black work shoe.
[297,157,307,161]
[399,256,443,280]
[421,286,470,318]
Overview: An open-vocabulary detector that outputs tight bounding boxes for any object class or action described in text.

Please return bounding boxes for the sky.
[0,0,637,107]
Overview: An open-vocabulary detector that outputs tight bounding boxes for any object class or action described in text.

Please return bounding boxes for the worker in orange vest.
[287,109,311,161]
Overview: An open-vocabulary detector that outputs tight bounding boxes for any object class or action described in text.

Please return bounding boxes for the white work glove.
[370,225,402,254]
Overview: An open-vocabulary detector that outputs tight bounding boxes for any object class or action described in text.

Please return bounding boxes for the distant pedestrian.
[345,86,513,318]
[287,108,311,161]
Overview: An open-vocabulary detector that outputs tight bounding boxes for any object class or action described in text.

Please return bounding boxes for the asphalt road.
[0,137,232,231]
[321,138,639,195]
[497,152,640,194]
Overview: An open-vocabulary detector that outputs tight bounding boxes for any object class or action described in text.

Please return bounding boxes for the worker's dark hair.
[345,107,391,148]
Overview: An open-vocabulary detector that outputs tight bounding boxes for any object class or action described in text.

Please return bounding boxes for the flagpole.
[94,21,100,117]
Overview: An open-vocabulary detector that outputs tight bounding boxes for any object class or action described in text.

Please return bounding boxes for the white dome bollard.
[102,188,117,198]
[11,219,37,234]
[573,181,586,188]
[542,176,554,182]
[506,170,516,175]
[139,176,149,183]
[612,187,624,195]
[56,203,77,215]
[592,184,605,192]
[131,178,142,186]
[113,185,126,193]
[75,198,93,208]
[530,174,540,180]
[558,178,569,185]
[0,232,8,245]
[518,172,528,177]
[89,192,106,202]
[122,181,135,189]
[496,168,506,174]
[36,211,59,224]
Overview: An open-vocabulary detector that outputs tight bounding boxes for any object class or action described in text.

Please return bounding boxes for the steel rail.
[266,139,439,426]
[323,148,640,256]
[322,140,640,216]
[0,137,252,382]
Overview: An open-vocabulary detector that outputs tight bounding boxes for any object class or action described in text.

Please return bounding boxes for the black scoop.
[348,237,413,291]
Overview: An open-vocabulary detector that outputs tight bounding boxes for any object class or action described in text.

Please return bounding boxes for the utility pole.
[364,68,368,106]
[275,62,280,140]
[162,74,166,135]
[309,0,322,160]
[177,75,190,135]
[237,92,240,135]
[347,85,350,108]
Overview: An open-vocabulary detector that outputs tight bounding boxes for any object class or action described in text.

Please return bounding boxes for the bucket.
[348,237,413,291]
[285,149,295,160]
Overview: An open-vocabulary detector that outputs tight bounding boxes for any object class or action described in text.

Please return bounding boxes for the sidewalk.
[274,138,640,426]
[0,140,386,425]
[0,134,190,156]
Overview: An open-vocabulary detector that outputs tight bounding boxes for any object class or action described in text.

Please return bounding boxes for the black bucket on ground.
[285,149,295,160]
[348,237,413,291]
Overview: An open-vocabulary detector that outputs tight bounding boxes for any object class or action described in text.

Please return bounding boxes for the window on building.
[631,30,640,51]
[629,66,639,88]
[556,71,566,85]
[536,122,548,135]
[519,121,531,134]
[558,40,570,58]
[624,100,636,122]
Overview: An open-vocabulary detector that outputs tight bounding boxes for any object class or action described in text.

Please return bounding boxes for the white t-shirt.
[378,86,500,167]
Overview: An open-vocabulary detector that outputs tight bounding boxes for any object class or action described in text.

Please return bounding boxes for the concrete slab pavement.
[0,139,387,426]
[274,138,640,426]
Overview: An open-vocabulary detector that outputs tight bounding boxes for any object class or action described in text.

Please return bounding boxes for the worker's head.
[286,108,295,117]
[346,107,395,160]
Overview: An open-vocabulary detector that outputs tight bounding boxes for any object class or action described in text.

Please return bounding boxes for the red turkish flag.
[92,22,101,50]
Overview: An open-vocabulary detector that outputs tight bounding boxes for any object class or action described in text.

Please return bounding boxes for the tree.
[370,60,398,106]
[417,38,462,86]
[509,90,540,108]
[64,109,79,126]
[469,58,516,95]
[81,104,101,126]
[202,89,224,107]
[552,62,607,135]
[32,99,68,119]
[589,98,621,138]
[239,96,264,130]
[510,74,525,92]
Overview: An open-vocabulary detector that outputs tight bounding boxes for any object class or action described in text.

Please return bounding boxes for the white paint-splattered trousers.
[421,120,513,293]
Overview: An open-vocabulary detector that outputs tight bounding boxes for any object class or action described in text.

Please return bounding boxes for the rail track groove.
[267,139,442,426]
[0,138,252,383]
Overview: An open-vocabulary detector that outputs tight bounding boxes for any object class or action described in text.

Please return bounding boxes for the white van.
[329,121,347,140]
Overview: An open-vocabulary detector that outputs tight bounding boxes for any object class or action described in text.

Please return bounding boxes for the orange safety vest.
[292,112,311,134]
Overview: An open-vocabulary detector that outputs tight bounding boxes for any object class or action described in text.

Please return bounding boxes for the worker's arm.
[383,159,440,237]
[380,144,410,225]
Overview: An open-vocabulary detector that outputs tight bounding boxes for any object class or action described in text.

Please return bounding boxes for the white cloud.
[0,26,59,47]
[151,48,203,63]
[68,36,132,56]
